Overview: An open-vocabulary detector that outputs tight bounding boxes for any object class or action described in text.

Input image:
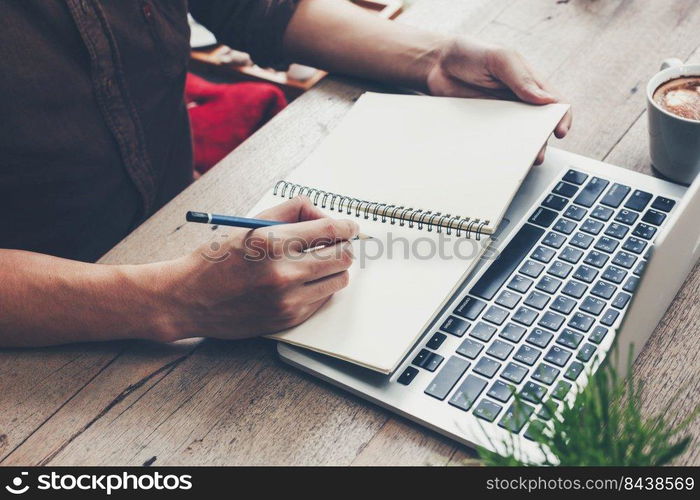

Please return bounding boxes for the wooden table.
[2,0,699,466]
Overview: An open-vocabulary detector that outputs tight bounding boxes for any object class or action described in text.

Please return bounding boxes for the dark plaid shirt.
[0,0,298,261]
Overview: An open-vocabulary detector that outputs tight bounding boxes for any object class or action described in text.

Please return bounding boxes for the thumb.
[489,49,557,104]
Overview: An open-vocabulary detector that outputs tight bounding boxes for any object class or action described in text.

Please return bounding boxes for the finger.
[298,241,354,282]
[490,49,557,105]
[534,144,546,165]
[554,108,573,138]
[291,295,333,328]
[300,270,351,303]
[271,217,359,252]
[255,196,326,224]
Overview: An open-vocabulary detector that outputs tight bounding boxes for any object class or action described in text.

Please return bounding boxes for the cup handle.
[660,58,683,70]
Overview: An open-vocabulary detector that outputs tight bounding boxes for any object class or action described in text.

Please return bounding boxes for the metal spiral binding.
[272,180,489,239]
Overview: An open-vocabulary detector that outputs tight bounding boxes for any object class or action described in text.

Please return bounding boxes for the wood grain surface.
[1,0,699,466]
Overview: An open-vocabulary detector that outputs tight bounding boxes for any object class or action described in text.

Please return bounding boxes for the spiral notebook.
[247,92,569,373]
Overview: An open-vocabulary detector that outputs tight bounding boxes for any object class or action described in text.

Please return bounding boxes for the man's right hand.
[150,196,358,342]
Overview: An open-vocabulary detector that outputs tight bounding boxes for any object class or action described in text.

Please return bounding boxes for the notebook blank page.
[284,93,569,232]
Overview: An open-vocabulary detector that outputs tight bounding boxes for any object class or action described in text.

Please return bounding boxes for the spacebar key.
[470,223,545,300]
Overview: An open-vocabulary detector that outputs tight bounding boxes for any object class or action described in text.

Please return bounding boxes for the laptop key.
[571,232,594,249]
[512,306,539,326]
[562,280,587,299]
[519,260,545,278]
[483,305,509,326]
[556,329,584,349]
[456,338,484,359]
[538,311,566,331]
[474,399,503,422]
[542,194,569,211]
[532,363,560,385]
[584,250,609,268]
[537,400,559,420]
[526,328,554,349]
[612,291,632,309]
[470,223,544,300]
[550,296,576,315]
[633,223,657,240]
[441,316,471,337]
[573,177,609,207]
[577,343,597,362]
[487,380,516,403]
[501,362,529,384]
[499,402,535,433]
[581,218,604,235]
[495,290,522,309]
[560,246,584,264]
[500,323,527,343]
[600,183,631,208]
[563,169,588,185]
[487,340,515,361]
[521,381,547,404]
[474,357,501,378]
[573,264,598,284]
[633,259,647,277]
[600,308,620,327]
[651,196,675,212]
[591,205,614,221]
[544,345,571,367]
[469,322,497,342]
[564,361,585,381]
[543,231,566,249]
[454,296,486,320]
[594,236,619,254]
[529,206,559,228]
[553,218,577,235]
[568,312,595,332]
[449,374,487,411]
[580,296,606,315]
[524,420,548,441]
[564,204,587,221]
[615,209,639,225]
[548,261,573,279]
[413,349,444,372]
[642,209,666,226]
[604,222,629,240]
[591,280,616,299]
[612,251,637,269]
[552,380,572,400]
[426,332,447,350]
[536,276,562,294]
[602,265,627,284]
[513,345,541,366]
[553,181,579,198]
[588,326,608,344]
[624,189,653,211]
[531,245,556,263]
[397,366,419,386]
[623,275,640,293]
[507,275,534,294]
[424,356,470,400]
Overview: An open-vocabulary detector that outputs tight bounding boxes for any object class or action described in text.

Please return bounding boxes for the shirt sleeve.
[189,0,300,69]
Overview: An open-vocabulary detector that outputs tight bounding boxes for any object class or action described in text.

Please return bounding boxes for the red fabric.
[185,73,287,173]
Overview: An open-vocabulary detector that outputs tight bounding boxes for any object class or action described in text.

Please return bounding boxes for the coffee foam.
[653,76,700,121]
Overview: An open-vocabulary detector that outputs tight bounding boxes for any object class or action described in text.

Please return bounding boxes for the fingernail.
[532,86,554,100]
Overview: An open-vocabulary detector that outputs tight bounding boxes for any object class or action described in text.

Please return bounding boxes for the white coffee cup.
[647,58,700,185]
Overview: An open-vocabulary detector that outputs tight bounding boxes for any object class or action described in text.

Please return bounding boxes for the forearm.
[283,0,448,92]
[0,250,174,347]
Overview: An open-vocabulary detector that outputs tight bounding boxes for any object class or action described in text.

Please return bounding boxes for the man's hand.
[155,197,357,341]
[426,37,573,164]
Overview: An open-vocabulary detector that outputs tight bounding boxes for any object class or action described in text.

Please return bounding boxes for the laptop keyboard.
[397,168,676,438]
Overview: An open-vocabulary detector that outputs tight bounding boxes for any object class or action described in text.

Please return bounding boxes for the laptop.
[277,147,699,462]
